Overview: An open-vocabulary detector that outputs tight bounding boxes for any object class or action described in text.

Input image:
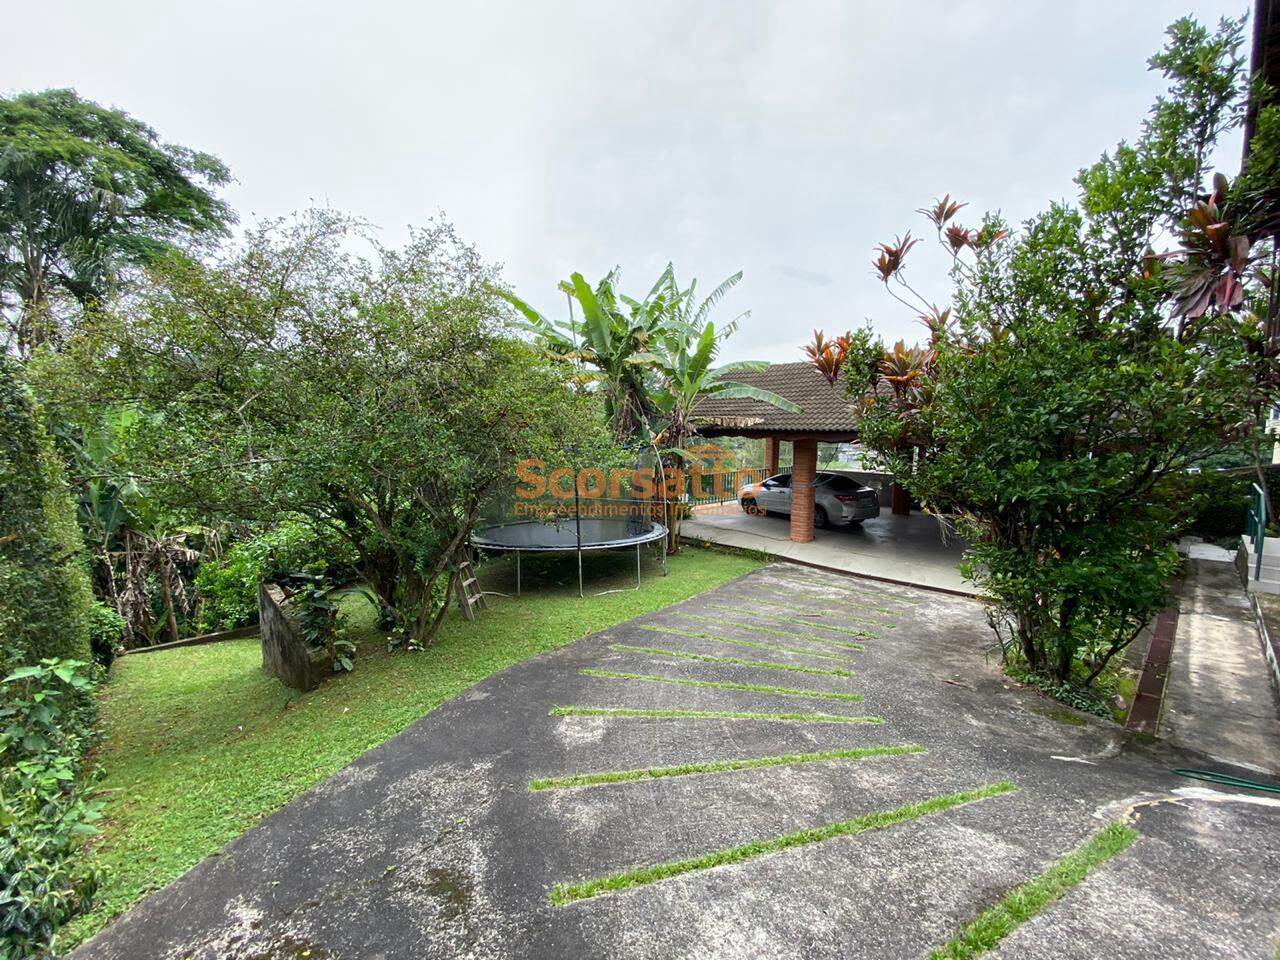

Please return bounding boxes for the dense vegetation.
[0,358,109,958]
[2,9,1276,954]
[41,211,611,648]
[810,17,1279,702]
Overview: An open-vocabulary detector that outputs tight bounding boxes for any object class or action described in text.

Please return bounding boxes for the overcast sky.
[5,1,1249,363]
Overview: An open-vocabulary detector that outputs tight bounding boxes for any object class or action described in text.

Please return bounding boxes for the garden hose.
[1171,768,1280,795]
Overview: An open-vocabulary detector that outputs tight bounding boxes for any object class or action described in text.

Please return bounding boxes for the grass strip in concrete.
[927,822,1138,959]
[637,624,861,660]
[549,780,1018,905]
[671,611,873,648]
[761,578,917,611]
[529,744,924,791]
[708,603,892,635]
[549,706,884,724]
[608,643,852,678]
[580,668,862,702]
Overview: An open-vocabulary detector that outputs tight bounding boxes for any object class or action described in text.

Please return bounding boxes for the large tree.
[0,88,233,356]
[39,211,608,646]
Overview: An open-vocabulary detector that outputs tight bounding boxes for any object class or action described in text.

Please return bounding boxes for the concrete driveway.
[74,564,1280,959]
[682,507,973,594]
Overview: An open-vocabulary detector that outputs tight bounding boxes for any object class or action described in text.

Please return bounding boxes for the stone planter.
[259,582,334,691]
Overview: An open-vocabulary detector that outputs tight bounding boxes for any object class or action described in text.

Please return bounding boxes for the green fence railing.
[1247,482,1268,581]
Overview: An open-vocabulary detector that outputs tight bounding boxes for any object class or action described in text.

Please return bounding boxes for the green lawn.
[66,546,759,947]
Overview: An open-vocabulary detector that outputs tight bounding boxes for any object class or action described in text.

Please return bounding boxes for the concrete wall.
[259,583,333,691]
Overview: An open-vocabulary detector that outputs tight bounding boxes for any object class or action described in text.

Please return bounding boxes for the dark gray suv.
[739,471,881,529]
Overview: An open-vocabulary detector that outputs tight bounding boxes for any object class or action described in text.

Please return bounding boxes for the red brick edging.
[1126,602,1180,734]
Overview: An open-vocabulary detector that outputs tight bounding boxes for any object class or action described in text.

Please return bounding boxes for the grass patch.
[549,781,1018,905]
[580,669,861,702]
[607,643,851,677]
[549,706,883,724]
[67,548,759,947]
[528,744,924,791]
[927,822,1138,959]
[636,624,860,660]
[708,603,891,636]
[671,611,874,647]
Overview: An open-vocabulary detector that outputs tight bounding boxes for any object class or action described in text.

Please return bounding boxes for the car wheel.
[741,498,758,515]
[813,506,829,529]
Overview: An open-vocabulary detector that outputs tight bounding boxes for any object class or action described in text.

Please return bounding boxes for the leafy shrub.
[281,576,357,673]
[0,358,95,672]
[1006,661,1114,719]
[194,521,356,633]
[0,659,103,958]
[85,602,125,670]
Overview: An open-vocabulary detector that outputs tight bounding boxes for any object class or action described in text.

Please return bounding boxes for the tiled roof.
[694,362,859,437]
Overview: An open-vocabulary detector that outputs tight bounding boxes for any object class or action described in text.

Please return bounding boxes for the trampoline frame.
[471,441,673,599]
[470,517,668,597]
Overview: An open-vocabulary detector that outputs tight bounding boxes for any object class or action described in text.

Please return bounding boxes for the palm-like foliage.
[500,270,662,440]
[502,263,798,446]
[647,318,799,453]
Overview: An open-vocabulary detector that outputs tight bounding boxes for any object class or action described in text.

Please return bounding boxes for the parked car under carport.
[739,471,881,529]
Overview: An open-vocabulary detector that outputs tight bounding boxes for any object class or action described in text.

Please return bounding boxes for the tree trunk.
[159,560,181,646]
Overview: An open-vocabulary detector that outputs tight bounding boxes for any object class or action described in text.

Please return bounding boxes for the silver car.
[739,471,881,529]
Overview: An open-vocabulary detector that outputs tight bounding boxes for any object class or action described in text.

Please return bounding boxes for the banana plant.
[499,271,663,440]
[646,320,800,551]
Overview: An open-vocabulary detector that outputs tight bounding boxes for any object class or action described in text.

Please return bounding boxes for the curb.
[120,624,259,656]
[680,535,979,600]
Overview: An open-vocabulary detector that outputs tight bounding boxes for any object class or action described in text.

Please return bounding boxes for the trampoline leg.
[577,549,584,598]
[662,540,668,576]
[636,542,641,589]
[516,551,521,597]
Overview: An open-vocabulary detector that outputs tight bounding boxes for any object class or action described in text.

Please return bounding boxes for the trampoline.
[470,513,668,596]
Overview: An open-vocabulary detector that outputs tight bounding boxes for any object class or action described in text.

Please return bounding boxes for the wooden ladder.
[454,548,487,621]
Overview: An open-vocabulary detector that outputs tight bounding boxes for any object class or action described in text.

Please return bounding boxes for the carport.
[690,362,971,594]
[694,362,910,545]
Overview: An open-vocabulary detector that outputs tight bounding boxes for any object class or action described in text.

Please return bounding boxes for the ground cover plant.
[548,706,884,724]
[526,744,925,792]
[580,669,863,702]
[548,781,1017,905]
[61,546,758,947]
[927,822,1139,959]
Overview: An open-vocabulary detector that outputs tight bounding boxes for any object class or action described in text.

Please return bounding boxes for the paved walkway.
[74,565,1280,960]
[1161,558,1280,774]
[682,507,973,595]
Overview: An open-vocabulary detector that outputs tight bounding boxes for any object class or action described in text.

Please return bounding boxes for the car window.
[823,476,859,492]
[764,474,791,489]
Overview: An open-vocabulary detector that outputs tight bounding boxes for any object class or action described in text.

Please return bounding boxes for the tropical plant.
[850,16,1262,690]
[193,520,357,634]
[47,405,210,648]
[502,270,665,440]
[0,658,103,959]
[0,89,233,356]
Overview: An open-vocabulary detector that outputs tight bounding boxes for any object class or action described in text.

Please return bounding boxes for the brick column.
[764,437,779,475]
[891,481,911,515]
[789,437,817,543]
